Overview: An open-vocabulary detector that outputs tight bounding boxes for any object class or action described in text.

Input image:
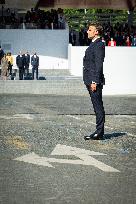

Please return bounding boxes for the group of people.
[70,22,136,46]
[0,47,39,80]
[24,8,65,29]
[16,51,39,80]
[0,7,66,30]
[102,22,136,46]
[102,34,136,46]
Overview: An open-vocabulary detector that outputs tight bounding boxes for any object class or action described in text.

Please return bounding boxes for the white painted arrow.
[14,152,54,168]
[51,144,106,156]
[14,144,120,172]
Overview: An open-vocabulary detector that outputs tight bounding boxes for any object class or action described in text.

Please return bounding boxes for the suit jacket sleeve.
[31,57,33,66]
[28,55,30,63]
[94,42,105,84]
[37,57,39,66]
[16,56,18,66]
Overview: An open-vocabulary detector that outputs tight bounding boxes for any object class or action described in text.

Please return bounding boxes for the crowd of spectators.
[70,22,136,46]
[102,22,136,46]
[1,7,136,46]
[24,8,65,29]
[0,7,66,29]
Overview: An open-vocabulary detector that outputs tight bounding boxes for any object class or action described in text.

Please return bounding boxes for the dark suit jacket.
[16,55,24,68]
[83,38,105,85]
[23,54,30,66]
[31,55,39,67]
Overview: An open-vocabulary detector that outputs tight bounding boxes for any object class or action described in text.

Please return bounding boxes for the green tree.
[64,9,136,31]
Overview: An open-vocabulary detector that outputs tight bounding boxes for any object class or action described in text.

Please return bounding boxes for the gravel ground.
[0,94,136,204]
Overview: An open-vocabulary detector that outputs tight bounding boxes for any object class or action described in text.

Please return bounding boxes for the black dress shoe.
[84,132,97,140]
[91,134,104,140]
[84,133,104,140]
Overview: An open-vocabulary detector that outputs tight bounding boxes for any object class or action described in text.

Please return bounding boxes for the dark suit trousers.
[86,85,105,136]
[24,64,29,74]
[8,64,13,75]
[19,67,24,80]
[32,66,38,80]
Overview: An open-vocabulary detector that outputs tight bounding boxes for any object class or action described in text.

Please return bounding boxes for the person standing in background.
[125,36,131,46]
[132,34,136,46]
[1,54,9,80]
[108,38,116,46]
[16,51,24,80]
[6,52,13,76]
[23,51,30,75]
[101,37,106,46]
[31,52,39,80]
[69,29,76,46]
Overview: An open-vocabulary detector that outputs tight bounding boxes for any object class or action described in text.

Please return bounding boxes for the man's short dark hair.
[88,21,103,35]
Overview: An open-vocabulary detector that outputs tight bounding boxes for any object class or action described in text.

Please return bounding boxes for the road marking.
[14,144,120,172]
[13,114,34,120]
[14,152,54,168]
[67,115,113,129]
[67,115,81,120]
[0,114,34,120]
[114,115,136,118]
[66,115,136,137]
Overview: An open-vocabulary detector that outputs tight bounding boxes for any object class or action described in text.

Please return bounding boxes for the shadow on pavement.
[104,132,127,140]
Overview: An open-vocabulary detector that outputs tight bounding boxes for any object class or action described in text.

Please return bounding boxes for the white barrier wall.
[0,29,69,69]
[68,44,136,95]
[11,55,68,70]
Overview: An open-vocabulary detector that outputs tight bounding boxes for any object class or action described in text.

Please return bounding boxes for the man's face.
[87,25,98,39]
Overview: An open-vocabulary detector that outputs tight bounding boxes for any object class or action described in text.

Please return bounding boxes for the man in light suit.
[83,21,105,140]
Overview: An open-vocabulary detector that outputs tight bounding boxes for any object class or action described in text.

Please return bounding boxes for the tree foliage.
[64,9,136,31]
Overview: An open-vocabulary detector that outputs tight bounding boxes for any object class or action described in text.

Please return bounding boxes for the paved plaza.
[0,92,136,204]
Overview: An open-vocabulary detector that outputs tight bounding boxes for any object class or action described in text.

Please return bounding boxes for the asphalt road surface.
[0,94,136,204]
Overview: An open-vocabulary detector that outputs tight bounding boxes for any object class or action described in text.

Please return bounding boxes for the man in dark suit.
[16,51,24,80]
[23,51,30,75]
[31,52,39,80]
[83,22,105,140]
